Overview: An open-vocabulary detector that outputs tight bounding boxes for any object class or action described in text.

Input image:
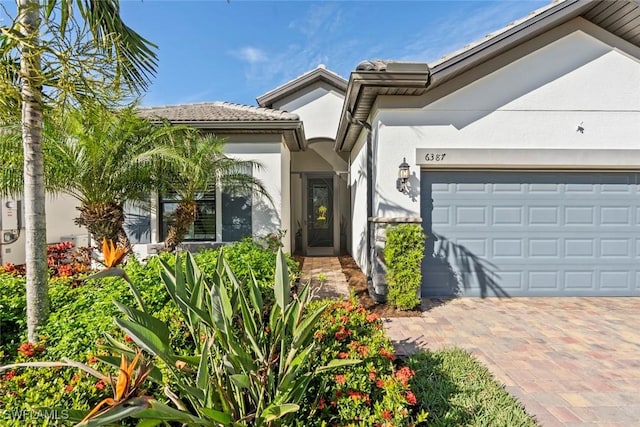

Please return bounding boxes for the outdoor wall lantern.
[397,157,410,194]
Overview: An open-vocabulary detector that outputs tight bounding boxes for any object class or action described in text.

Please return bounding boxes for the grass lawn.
[408,348,538,427]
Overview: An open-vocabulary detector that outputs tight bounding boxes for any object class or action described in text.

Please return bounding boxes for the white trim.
[416,148,640,169]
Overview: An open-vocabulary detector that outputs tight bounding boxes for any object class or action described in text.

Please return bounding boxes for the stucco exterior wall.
[1,194,87,265]
[350,132,369,271]
[273,82,344,141]
[224,137,285,245]
[371,20,640,220]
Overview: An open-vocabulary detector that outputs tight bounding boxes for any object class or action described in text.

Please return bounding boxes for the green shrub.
[0,273,27,360]
[0,240,301,424]
[300,299,428,426]
[68,249,352,426]
[383,224,426,310]
[212,237,299,287]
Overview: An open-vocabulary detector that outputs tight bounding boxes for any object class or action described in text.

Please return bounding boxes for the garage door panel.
[600,271,631,290]
[493,206,523,224]
[455,206,486,225]
[600,206,631,225]
[600,239,632,258]
[492,239,522,258]
[529,206,559,225]
[565,206,595,225]
[421,171,640,297]
[565,271,595,290]
[529,271,559,290]
[564,239,595,257]
[529,239,559,257]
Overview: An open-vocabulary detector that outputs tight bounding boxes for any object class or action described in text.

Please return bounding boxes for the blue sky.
[4,0,550,107]
[120,0,549,107]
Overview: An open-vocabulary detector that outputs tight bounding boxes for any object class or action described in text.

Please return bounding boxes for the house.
[2,0,640,298]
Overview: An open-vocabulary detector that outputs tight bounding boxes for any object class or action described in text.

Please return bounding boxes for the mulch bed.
[295,253,427,317]
[337,255,423,318]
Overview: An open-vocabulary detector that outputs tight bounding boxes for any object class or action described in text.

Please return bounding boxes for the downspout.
[346,112,375,293]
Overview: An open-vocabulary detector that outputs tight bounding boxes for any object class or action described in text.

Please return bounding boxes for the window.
[160,190,217,241]
[222,185,252,241]
[159,165,253,242]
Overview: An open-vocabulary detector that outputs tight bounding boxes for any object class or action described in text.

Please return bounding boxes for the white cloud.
[232,46,268,64]
[398,2,546,63]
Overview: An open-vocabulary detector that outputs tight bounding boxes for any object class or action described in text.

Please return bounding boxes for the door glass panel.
[308,177,333,248]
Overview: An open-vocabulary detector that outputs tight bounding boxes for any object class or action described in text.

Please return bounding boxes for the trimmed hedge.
[383,224,426,310]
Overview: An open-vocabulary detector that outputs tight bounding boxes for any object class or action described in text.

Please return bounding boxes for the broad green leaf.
[136,419,164,427]
[134,400,210,424]
[230,374,251,389]
[200,408,233,426]
[77,399,149,426]
[274,249,290,311]
[114,301,171,346]
[101,333,135,354]
[174,253,187,300]
[115,318,174,366]
[196,342,209,390]
[278,345,314,394]
[292,304,327,348]
[218,272,233,323]
[247,269,263,314]
[315,358,362,374]
[227,340,255,372]
[236,286,258,340]
[260,403,299,423]
[175,293,213,328]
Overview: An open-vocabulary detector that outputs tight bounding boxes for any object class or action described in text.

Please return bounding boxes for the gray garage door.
[421,171,640,297]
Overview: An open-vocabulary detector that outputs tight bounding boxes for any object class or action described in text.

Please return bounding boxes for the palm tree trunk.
[164,201,197,252]
[19,0,49,343]
[75,202,131,250]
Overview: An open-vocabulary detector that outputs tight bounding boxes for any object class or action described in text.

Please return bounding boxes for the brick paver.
[300,257,350,300]
[384,298,640,426]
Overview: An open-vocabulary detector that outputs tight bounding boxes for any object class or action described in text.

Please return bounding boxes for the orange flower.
[406,390,417,405]
[82,350,152,423]
[381,409,392,420]
[102,238,127,268]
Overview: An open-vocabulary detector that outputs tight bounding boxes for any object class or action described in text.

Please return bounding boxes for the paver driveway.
[383,298,640,427]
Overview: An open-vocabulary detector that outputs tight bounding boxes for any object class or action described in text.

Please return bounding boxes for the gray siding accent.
[421,171,640,297]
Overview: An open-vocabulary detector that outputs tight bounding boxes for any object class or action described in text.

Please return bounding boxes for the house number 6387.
[425,153,446,162]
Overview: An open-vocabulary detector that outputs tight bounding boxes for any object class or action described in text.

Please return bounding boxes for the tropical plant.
[51,102,173,248]
[144,131,271,251]
[84,249,356,425]
[0,0,158,342]
[301,300,428,426]
[383,224,426,310]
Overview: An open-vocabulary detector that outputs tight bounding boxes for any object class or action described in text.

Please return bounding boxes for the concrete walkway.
[299,256,350,300]
[384,298,640,427]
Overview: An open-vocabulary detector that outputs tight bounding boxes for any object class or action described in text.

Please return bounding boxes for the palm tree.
[148,132,271,252]
[52,102,172,248]
[0,0,157,342]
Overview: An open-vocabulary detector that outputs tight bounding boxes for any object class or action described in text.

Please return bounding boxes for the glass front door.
[307,177,334,250]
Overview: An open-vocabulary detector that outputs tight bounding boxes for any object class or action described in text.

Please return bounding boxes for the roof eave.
[257,68,348,108]
[335,70,431,152]
[158,119,307,151]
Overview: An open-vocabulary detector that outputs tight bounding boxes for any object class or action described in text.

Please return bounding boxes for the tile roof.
[138,101,299,123]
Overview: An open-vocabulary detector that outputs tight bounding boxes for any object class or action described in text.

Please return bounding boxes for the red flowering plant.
[47,241,91,278]
[301,300,428,426]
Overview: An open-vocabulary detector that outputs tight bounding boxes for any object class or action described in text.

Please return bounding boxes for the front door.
[306,176,335,255]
